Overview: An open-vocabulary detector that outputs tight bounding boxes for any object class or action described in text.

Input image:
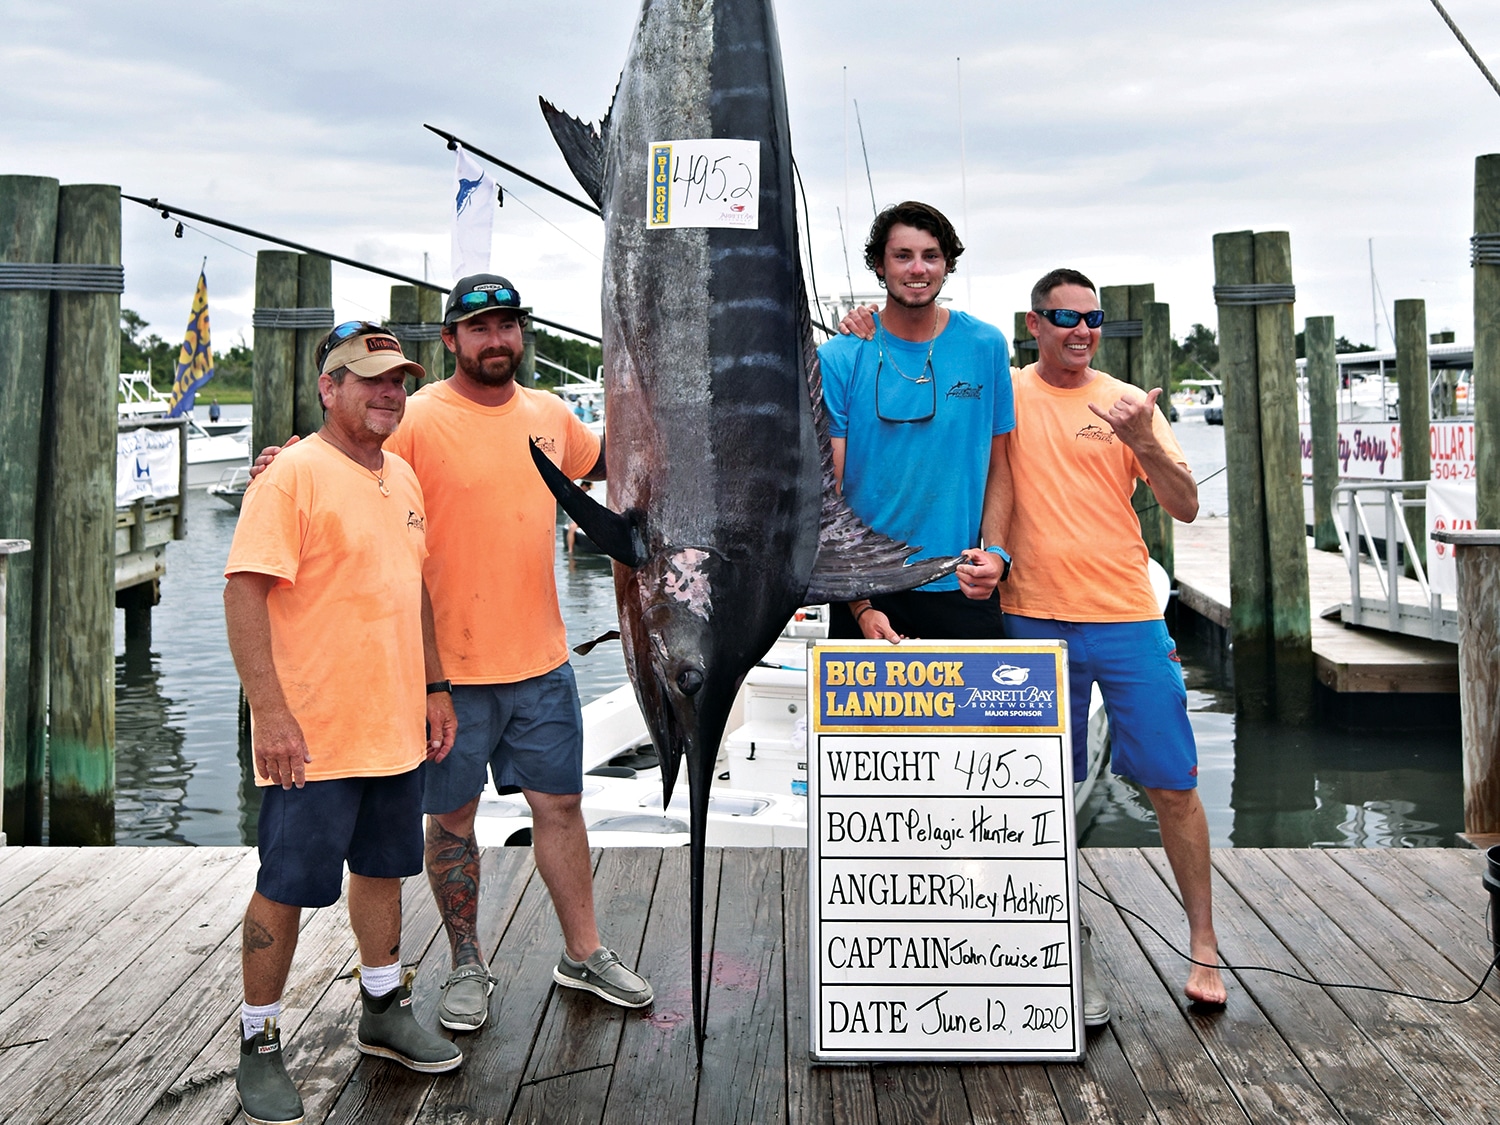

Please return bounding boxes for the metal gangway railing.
[1330,480,1458,643]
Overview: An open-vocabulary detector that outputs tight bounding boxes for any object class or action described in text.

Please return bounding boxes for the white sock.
[242,1000,280,1040]
[360,961,402,997]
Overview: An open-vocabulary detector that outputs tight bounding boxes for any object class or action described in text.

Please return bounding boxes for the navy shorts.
[423,664,584,816]
[1002,615,1198,791]
[255,768,425,908]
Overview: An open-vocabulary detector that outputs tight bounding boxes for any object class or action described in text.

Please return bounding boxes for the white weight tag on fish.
[646,139,760,230]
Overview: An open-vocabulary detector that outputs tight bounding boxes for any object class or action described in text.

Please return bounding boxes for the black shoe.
[236,1017,304,1125]
[356,970,463,1074]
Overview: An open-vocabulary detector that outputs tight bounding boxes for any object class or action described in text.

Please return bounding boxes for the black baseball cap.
[443,274,531,327]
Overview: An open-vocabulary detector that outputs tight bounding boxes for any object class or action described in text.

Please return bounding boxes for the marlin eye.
[675,668,704,696]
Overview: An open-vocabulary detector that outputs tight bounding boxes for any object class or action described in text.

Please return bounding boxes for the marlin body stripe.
[533,0,958,1055]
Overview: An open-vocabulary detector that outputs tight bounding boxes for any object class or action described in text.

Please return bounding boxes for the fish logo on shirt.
[1075,424,1115,444]
[946,380,983,400]
[407,511,425,531]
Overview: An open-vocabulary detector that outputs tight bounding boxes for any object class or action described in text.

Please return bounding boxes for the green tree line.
[122,310,598,400]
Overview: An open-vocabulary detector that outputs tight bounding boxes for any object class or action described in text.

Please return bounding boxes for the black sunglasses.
[1035,308,1105,330]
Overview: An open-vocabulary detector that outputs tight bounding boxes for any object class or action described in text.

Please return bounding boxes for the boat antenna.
[1368,239,1396,349]
[853,99,878,219]
[837,206,856,317]
[1426,0,1500,100]
[843,67,851,269]
[1369,238,1379,349]
[957,57,972,309]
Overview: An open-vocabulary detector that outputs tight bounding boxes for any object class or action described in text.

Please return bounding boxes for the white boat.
[207,465,251,511]
[118,372,250,488]
[471,560,1176,850]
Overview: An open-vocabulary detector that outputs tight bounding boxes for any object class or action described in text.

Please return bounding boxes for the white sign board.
[645,139,759,230]
[1427,478,1477,598]
[807,641,1082,1063]
[117,426,181,505]
[1298,420,1475,482]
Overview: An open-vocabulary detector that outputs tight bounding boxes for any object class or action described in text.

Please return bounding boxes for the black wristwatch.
[426,680,452,695]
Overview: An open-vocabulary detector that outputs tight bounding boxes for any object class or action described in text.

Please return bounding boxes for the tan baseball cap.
[320,330,425,380]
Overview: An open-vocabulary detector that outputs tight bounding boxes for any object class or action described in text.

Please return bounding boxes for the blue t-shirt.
[819,310,1014,591]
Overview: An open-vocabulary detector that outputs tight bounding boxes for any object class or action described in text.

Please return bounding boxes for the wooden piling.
[1012,312,1035,369]
[1254,231,1313,724]
[1305,316,1340,552]
[1475,155,1500,528]
[1213,231,1272,717]
[1140,300,1174,577]
[46,184,120,845]
[520,328,537,388]
[251,250,299,459]
[0,174,58,843]
[293,254,332,437]
[1098,285,1130,383]
[1432,530,1500,836]
[1126,284,1155,391]
[390,285,445,388]
[1395,299,1431,572]
[0,541,30,846]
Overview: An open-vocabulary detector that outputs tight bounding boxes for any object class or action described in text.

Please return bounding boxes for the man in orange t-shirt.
[254,277,652,1034]
[998,268,1227,1016]
[225,325,460,1125]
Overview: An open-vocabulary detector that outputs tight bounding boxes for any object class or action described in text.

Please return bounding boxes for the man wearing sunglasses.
[1003,268,1226,1014]
[821,201,1015,642]
[251,276,650,1039]
[227,325,462,1125]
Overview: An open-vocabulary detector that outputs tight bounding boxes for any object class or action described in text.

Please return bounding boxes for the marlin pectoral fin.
[804,512,962,603]
[528,438,646,566]
[572,629,621,656]
[538,97,606,209]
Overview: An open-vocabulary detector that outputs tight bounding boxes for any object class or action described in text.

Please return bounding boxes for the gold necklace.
[321,432,390,496]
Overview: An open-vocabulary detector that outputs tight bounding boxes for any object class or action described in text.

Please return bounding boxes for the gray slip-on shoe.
[438,963,497,1032]
[1081,924,1112,1027]
[553,947,653,1008]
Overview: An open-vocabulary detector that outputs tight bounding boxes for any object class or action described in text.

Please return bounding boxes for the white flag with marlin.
[451,145,494,281]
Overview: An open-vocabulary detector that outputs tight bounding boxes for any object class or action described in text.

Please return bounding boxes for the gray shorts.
[422,664,584,815]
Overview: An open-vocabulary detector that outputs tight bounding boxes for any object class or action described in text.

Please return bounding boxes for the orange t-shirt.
[225,433,429,783]
[384,380,600,683]
[1004,365,1189,622]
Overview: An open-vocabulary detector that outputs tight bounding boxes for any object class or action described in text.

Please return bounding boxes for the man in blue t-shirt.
[819,201,1015,641]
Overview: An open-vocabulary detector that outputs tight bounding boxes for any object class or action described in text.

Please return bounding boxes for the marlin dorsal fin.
[539,98,606,210]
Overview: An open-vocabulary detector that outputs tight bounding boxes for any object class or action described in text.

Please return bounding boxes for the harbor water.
[111,410,1462,848]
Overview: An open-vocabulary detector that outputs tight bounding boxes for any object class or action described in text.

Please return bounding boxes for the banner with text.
[808,641,1082,1063]
[1298,419,1475,483]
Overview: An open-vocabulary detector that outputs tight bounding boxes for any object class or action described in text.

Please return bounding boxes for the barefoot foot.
[1185,945,1227,1008]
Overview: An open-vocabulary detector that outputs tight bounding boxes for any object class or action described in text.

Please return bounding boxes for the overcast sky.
[5,0,1499,362]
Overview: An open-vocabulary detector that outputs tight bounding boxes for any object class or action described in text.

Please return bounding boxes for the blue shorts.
[1001,616,1198,790]
[423,664,585,815]
[255,769,424,908]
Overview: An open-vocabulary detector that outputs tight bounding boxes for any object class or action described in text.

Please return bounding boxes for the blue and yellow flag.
[167,269,213,417]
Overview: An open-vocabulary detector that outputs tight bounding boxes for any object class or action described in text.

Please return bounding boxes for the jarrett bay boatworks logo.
[991,664,1029,685]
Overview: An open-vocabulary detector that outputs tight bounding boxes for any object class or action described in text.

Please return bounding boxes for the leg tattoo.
[243,917,276,954]
[426,818,482,966]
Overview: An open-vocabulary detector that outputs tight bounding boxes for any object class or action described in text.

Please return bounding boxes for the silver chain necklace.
[877,312,939,384]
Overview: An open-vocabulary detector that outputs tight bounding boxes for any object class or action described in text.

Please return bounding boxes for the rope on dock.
[251,306,335,329]
[1211,283,1295,306]
[386,321,444,341]
[0,263,124,292]
[1470,232,1500,267]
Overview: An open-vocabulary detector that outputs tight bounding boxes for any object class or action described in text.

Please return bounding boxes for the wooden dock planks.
[1172,517,1460,695]
[0,844,1497,1125]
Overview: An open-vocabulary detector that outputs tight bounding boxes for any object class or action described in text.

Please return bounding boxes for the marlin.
[531,0,958,1054]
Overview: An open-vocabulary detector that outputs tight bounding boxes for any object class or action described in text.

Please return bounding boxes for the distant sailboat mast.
[957,57,972,309]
